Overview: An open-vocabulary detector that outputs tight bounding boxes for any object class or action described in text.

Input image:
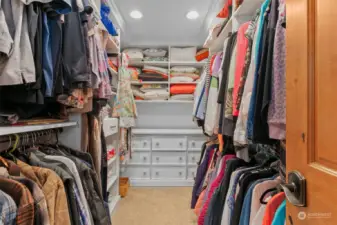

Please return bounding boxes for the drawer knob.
[179,171,183,176]
[143,171,147,176]
[156,172,159,176]
[179,142,183,147]
[192,156,196,161]
[156,142,160,147]
[143,142,147,147]
[156,157,159,161]
[143,156,147,161]
[179,157,183,161]
[192,141,196,147]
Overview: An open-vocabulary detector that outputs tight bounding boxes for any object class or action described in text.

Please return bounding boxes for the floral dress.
[112,58,137,127]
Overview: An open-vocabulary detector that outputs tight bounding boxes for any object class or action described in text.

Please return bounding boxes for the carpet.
[111,187,197,225]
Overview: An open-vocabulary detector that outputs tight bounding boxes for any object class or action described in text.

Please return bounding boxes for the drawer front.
[121,166,150,179]
[129,152,151,164]
[152,152,186,165]
[187,167,198,180]
[187,137,205,151]
[103,118,119,137]
[152,137,187,151]
[152,167,186,179]
[132,137,151,150]
[187,152,200,166]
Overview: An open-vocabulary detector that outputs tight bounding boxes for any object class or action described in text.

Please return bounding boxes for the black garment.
[218,33,238,134]
[218,33,238,104]
[62,12,90,89]
[40,145,110,225]
[197,142,208,166]
[101,127,108,202]
[205,158,248,225]
[230,168,277,225]
[252,0,278,144]
[29,151,80,225]
[50,17,64,96]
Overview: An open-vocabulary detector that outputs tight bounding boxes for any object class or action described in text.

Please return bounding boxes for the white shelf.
[131,81,169,85]
[233,0,265,18]
[209,18,233,53]
[206,0,264,53]
[0,121,77,136]
[110,69,118,75]
[109,195,120,215]
[107,175,118,190]
[135,100,193,103]
[129,179,194,187]
[170,82,198,85]
[106,35,120,54]
[129,60,169,67]
[170,61,206,67]
[132,129,203,135]
[108,155,117,167]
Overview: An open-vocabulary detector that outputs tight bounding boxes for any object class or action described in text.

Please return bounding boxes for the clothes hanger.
[259,188,278,204]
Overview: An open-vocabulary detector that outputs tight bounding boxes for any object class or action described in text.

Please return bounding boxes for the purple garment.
[268,0,286,140]
[212,52,223,75]
[202,156,222,208]
[191,145,216,208]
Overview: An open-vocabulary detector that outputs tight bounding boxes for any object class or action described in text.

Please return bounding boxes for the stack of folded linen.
[138,66,169,81]
[132,84,169,100]
[170,66,200,83]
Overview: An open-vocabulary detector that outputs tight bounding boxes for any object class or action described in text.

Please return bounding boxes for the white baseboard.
[129,179,195,187]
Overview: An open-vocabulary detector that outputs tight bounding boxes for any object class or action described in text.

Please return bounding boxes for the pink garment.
[198,154,236,225]
[249,178,282,225]
[233,22,250,116]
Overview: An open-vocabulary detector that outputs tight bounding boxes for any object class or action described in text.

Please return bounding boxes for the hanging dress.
[112,53,138,128]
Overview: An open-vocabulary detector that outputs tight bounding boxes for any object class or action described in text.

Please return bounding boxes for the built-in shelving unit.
[128,46,206,103]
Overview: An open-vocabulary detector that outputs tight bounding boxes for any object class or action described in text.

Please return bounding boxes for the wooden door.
[287,0,337,224]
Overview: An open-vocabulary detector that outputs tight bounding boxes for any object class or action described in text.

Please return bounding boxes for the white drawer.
[187,137,205,151]
[187,152,200,166]
[121,166,150,179]
[152,167,186,179]
[132,137,151,151]
[129,152,151,164]
[187,167,198,180]
[152,137,187,151]
[103,118,118,137]
[152,152,186,165]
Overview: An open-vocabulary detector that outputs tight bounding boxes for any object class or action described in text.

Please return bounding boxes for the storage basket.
[119,177,129,197]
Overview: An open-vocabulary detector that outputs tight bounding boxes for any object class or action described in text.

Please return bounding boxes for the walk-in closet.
[0,0,336,225]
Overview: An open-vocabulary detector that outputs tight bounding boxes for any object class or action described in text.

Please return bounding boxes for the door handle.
[278,170,306,207]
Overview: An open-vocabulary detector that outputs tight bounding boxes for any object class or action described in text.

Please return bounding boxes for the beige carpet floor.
[111,187,197,225]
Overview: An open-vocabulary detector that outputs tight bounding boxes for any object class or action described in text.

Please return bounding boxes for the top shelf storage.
[206,0,265,53]
[0,121,77,136]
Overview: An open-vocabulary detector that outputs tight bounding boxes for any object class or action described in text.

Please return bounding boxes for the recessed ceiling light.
[186,11,199,20]
[130,10,143,19]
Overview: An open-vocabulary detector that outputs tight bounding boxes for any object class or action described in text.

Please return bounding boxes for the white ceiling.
[112,0,221,47]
